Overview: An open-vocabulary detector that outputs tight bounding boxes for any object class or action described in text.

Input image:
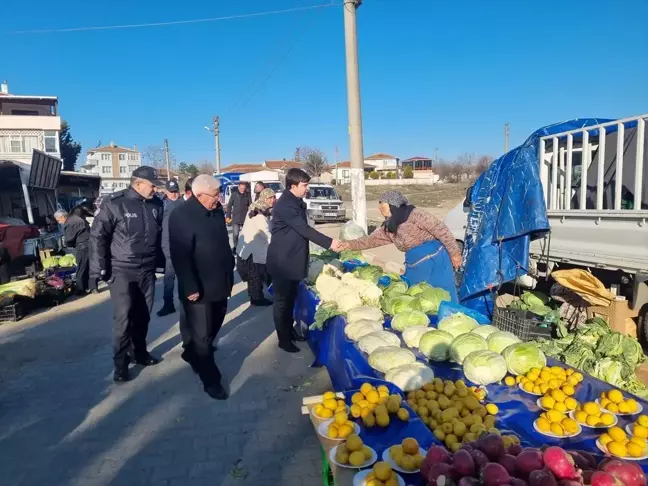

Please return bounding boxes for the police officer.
[90,166,165,383]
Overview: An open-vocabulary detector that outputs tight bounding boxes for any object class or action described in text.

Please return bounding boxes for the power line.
[6,3,340,35]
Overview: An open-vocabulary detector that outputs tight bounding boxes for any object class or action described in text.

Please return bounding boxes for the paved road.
[0,278,329,486]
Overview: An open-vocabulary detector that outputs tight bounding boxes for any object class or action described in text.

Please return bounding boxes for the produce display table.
[294,283,648,479]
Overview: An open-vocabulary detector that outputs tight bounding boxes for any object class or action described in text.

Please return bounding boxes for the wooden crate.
[586,299,639,337]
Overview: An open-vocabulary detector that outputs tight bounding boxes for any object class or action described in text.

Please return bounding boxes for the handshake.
[330,239,350,253]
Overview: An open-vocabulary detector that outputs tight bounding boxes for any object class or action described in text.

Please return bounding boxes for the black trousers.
[110,271,155,370]
[271,276,299,346]
[180,299,227,388]
[162,251,176,305]
[75,247,90,292]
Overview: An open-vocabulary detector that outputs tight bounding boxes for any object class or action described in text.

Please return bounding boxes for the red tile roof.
[222,163,265,174]
[335,161,377,169]
[264,160,302,170]
[365,152,398,160]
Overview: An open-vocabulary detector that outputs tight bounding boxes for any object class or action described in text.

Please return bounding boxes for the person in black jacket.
[90,166,165,383]
[267,168,341,353]
[157,179,184,317]
[169,175,234,400]
[226,181,251,252]
[54,209,91,295]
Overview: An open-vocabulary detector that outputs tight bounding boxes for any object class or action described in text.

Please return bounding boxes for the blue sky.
[4,0,648,168]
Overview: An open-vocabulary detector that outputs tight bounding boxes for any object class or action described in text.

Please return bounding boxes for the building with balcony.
[0,81,61,164]
[81,142,141,194]
[364,152,399,173]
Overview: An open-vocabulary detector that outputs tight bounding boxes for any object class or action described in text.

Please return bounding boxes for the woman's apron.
[403,240,458,303]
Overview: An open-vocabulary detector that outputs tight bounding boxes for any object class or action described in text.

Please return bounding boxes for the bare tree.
[475,155,493,175]
[298,146,328,177]
[142,145,176,169]
[198,162,215,175]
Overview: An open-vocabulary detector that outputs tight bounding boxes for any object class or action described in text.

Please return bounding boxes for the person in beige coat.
[235,188,276,306]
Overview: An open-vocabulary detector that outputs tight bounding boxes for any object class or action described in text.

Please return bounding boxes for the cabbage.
[381,294,415,315]
[42,256,59,269]
[339,250,365,262]
[402,327,433,348]
[353,265,383,283]
[358,331,401,354]
[419,330,454,361]
[437,312,478,337]
[383,280,408,298]
[391,310,429,332]
[385,362,435,392]
[346,306,384,324]
[471,325,498,339]
[487,331,521,354]
[406,282,433,296]
[463,350,508,385]
[0,278,37,299]
[449,333,488,364]
[58,254,77,267]
[502,342,547,376]
[368,346,416,373]
[412,287,451,315]
[345,320,384,341]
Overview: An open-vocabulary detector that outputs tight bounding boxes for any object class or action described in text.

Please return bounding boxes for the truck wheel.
[639,304,648,351]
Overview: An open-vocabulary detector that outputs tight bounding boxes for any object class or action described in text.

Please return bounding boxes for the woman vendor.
[338,191,462,301]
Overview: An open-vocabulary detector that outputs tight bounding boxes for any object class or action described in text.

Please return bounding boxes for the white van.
[304,183,346,222]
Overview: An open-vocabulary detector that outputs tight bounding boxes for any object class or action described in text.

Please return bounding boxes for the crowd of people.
[52,164,459,402]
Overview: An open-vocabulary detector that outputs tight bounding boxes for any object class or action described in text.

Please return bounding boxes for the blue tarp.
[459,118,614,316]
[295,284,648,475]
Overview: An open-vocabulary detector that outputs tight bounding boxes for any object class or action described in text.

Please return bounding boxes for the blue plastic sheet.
[459,118,614,316]
[436,301,490,325]
[296,285,648,473]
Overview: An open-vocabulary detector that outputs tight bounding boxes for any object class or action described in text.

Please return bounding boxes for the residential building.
[263,159,302,172]
[0,81,61,165]
[401,156,434,171]
[81,142,141,194]
[364,152,399,173]
[222,163,265,174]
[333,161,377,184]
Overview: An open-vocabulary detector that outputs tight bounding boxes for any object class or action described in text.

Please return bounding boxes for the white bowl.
[381,447,426,474]
[317,418,361,442]
[596,439,648,461]
[311,404,350,420]
[569,410,618,429]
[519,382,542,396]
[595,398,643,416]
[533,419,582,438]
[329,444,378,469]
[353,469,405,486]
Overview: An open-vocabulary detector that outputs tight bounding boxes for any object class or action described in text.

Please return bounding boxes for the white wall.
[0,129,60,163]
[364,179,438,186]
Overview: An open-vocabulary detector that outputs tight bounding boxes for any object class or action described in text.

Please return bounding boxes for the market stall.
[295,263,648,485]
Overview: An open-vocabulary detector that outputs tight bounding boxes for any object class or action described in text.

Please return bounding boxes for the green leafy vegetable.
[486,331,521,354]
[339,250,365,262]
[463,350,508,386]
[352,265,383,283]
[310,302,343,330]
[419,330,454,361]
[412,287,451,315]
[406,282,433,297]
[502,342,547,376]
[437,312,479,337]
[449,333,488,365]
[391,310,429,332]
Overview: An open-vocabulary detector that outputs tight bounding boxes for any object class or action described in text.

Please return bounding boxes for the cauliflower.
[344,320,383,342]
[341,273,383,307]
[315,273,342,302]
[402,327,434,349]
[368,346,416,373]
[358,330,401,354]
[333,285,363,312]
[385,362,435,392]
[346,306,384,324]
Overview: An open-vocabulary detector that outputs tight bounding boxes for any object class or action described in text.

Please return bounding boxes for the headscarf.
[379,190,415,234]
[248,188,276,216]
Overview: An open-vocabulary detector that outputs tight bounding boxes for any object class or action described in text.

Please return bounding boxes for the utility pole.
[343,0,367,231]
[504,123,510,153]
[334,145,339,183]
[213,116,221,174]
[163,139,171,181]
[435,147,439,164]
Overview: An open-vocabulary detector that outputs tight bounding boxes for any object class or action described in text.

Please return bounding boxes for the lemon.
[564,397,578,411]
[376,413,390,427]
[323,398,338,410]
[390,445,404,462]
[534,416,550,432]
[583,402,600,415]
[627,442,645,458]
[362,446,373,460]
[541,396,556,409]
[574,411,588,423]
[373,461,392,481]
[566,368,574,376]
[350,404,362,419]
[608,441,627,457]
[551,389,567,403]
[400,454,415,472]
[627,398,639,413]
[361,407,371,419]
[360,383,374,397]
[608,389,624,404]
[397,408,410,422]
[554,402,567,413]
[562,384,575,396]
[314,404,325,416]
[527,372,539,382]
[600,413,615,426]
[599,433,613,446]
[338,423,353,438]
[334,411,348,426]
[540,384,550,394]
[540,371,552,381]
[548,379,561,390]
[532,385,542,395]
[485,404,499,415]
[618,401,631,414]
[601,398,612,408]
[547,410,564,423]
[515,375,524,384]
[562,417,579,434]
[600,391,608,400]
[328,424,339,438]
[586,415,601,427]
[607,403,619,414]
[572,372,583,382]
[631,436,647,448]
[550,423,564,436]
[366,390,380,405]
[608,426,627,442]
[567,375,580,386]
[377,384,390,395]
[551,365,564,374]
[504,376,515,386]
[530,367,542,375]
[633,424,648,438]
[638,415,648,427]
[347,434,363,452]
[349,451,366,467]
[320,408,334,418]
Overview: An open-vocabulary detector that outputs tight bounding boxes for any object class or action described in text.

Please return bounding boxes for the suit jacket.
[169,196,234,302]
[267,190,332,281]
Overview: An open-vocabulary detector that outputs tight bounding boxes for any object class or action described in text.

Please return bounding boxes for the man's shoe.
[135,355,161,366]
[90,289,99,295]
[279,342,300,353]
[156,304,176,317]
[204,384,228,400]
[251,298,273,307]
[113,369,130,383]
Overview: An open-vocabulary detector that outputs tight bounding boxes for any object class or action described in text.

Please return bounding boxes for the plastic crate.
[0,301,27,323]
[321,447,335,486]
[492,306,553,341]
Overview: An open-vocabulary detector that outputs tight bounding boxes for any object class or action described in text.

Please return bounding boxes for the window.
[44,131,57,153]
[119,166,127,174]
[129,165,138,173]
[102,167,111,174]
[128,153,138,161]
[119,154,126,161]
[10,137,22,153]
[101,153,111,161]
[11,109,39,116]
[342,170,349,178]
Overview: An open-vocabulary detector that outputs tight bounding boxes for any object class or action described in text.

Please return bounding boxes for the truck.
[304,183,346,223]
[444,113,648,340]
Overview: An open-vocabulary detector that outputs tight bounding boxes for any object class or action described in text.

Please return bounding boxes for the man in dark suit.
[267,168,341,353]
[169,174,234,400]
